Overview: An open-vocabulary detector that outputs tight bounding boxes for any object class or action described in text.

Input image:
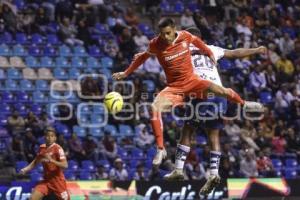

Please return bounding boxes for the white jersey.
[190,44,225,86]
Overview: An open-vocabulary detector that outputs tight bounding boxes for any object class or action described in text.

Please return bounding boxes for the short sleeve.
[207,45,225,61]
[58,147,66,160]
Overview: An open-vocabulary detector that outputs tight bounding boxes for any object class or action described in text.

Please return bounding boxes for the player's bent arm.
[50,158,68,169]
[20,158,40,174]
[191,36,216,64]
[112,51,151,80]
[224,46,267,58]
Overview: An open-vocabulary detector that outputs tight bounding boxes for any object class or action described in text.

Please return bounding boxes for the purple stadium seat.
[1,91,14,103]
[81,160,96,172]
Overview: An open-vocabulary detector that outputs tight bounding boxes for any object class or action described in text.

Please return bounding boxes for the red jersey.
[37,143,66,182]
[125,30,213,86]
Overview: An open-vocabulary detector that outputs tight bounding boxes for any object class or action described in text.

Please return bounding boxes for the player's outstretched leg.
[208,83,264,112]
[30,190,44,200]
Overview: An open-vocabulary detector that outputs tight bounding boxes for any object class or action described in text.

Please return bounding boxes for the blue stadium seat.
[79,104,91,114]
[41,56,54,68]
[47,34,60,45]
[93,104,105,113]
[1,91,14,103]
[31,33,44,44]
[16,161,28,172]
[284,168,297,179]
[219,58,233,71]
[59,45,72,56]
[79,172,93,180]
[69,68,81,79]
[78,114,89,125]
[44,46,57,57]
[104,124,118,136]
[87,57,100,68]
[117,147,129,160]
[13,0,25,9]
[91,114,104,124]
[259,91,273,104]
[48,22,59,33]
[97,160,110,171]
[1,32,13,44]
[5,79,18,90]
[143,80,155,92]
[0,44,10,56]
[30,172,43,182]
[146,147,156,159]
[145,159,152,169]
[25,56,39,68]
[13,44,27,56]
[188,2,199,12]
[67,91,80,103]
[0,103,12,114]
[20,80,35,91]
[28,46,41,56]
[64,170,76,180]
[15,33,28,44]
[74,46,87,57]
[89,127,102,137]
[160,2,171,13]
[129,160,139,169]
[196,136,207,145]
[68,160,79,172]
[0,69,5,80]
[73,125,86,137]
[88,46,102,57]
[101,56,113,68]
[55,57,70,68]
[30,104,42,115]
[174,1,184,13]
[82,160,96,172]
[32,91,48,103]
[0,115,8,126]
[285,159,298,168]
[16,91,30,103]
[71,57,84,68]
[272,159,283,169]
[14,103,27,115]
[94,23,109,35]
[55,123,71,137]
[7,68,22,79]
[131,148,144,159]
[119,124,134,136]
[54,68,68,80]
[35,80,49,91]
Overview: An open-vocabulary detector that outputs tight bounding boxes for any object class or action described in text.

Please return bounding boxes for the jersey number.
[193,56,213,69]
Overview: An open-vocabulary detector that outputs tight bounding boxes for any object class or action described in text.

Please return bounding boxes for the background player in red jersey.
[20,128,70,200]
[112,18,263,166]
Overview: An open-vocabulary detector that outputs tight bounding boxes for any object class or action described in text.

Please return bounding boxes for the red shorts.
[34,180,70,200]
[156,74,212,106]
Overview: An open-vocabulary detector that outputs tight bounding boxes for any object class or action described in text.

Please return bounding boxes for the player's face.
[159,26,176,44]
[45,131,57,146]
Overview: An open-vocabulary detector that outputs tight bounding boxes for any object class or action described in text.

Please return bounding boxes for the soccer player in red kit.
[20,128,70,200]
[112,18,263,166]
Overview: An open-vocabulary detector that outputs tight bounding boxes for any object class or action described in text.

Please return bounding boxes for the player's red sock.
[151,111,164,149]
[226,88,245,105]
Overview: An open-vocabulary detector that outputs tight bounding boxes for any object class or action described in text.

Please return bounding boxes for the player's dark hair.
[185,27,202,38]
[158,18,175,29]
[44,127,56,135]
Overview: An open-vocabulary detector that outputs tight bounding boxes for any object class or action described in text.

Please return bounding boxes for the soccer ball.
[104,92,123,113]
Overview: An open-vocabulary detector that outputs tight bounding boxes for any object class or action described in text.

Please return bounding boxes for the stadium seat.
[25,56,39,68]
[103,124,118,136]
[131,148,144,159]
[68,160,79,172]
[284,168,297,179]
[129,160,139,169]
[89,127,102,137]
[117,147,129,160]
[55,57,70,68]
[7,68,22,79]
[19,78,34,92]
[160,2,171,13]
[14,103,27,115]
[54,68,68,80]
[31,33,44,44]
[0,44,10,56]
[64,170,76,180]
[74,46,87,57]
[285,159,298,168]
[88,46,102,57]
[32,91,48,103]
[73,125,86,137]
[146,147,156,159]
[71,57,84,68]
[196,136,207,145]
[101,56,113,68]
[219,58,233,71]
[13,0,25,9]
[0,103,12,114]
[28,46,41,56]
[91,114,104,124]
[16,161,28,172]
[41,56,54,68]
[1,32,13,44]
[0,115,8,126]
[0,69,5,79]
[145,159,152,169]
[0,56,10,68]
[118,124,134,136]
[82,160,96,172]
[259,91,273,104]
[79,172,93,180]
[272,159,283,169]
[15,33,27,44]
[16,91,30,103]
[30,104,42,115]
[188,2,199,12]
[93,104,105,113]
[44,46,57,57]
[1,91,14,103]
[38,68,54,80]
[35,79,49,91]
[97,160,110,171]
[143,80,156,92]
[55,123,71,137]
[30,172,43,182]
[94,23,109,35]
[48,22,59,33]
[9,56,26,68]
[47,34,60,45]
[13,44,27,56]
[69,68,81,79]
[5,79,18,90]
[59,45,72,56]
[87,57,100,68]
[174,1,184,13]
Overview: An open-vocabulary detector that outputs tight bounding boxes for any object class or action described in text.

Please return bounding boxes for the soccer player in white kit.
[164,27,267,196]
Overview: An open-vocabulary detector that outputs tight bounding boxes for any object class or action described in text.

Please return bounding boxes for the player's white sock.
[210,151,221,176]
[175,144,190,172]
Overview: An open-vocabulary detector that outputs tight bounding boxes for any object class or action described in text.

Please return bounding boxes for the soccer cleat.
[152,148,167,166]
[199,175,221,195]
[243,101,264,112]
[163,169,185,180]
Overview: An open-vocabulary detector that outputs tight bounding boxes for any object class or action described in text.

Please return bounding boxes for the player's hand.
[44,154,53,162]
[257,46,267,54]
[112,72,127,80]
[20,167,29,175]
[133,52,143,60]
